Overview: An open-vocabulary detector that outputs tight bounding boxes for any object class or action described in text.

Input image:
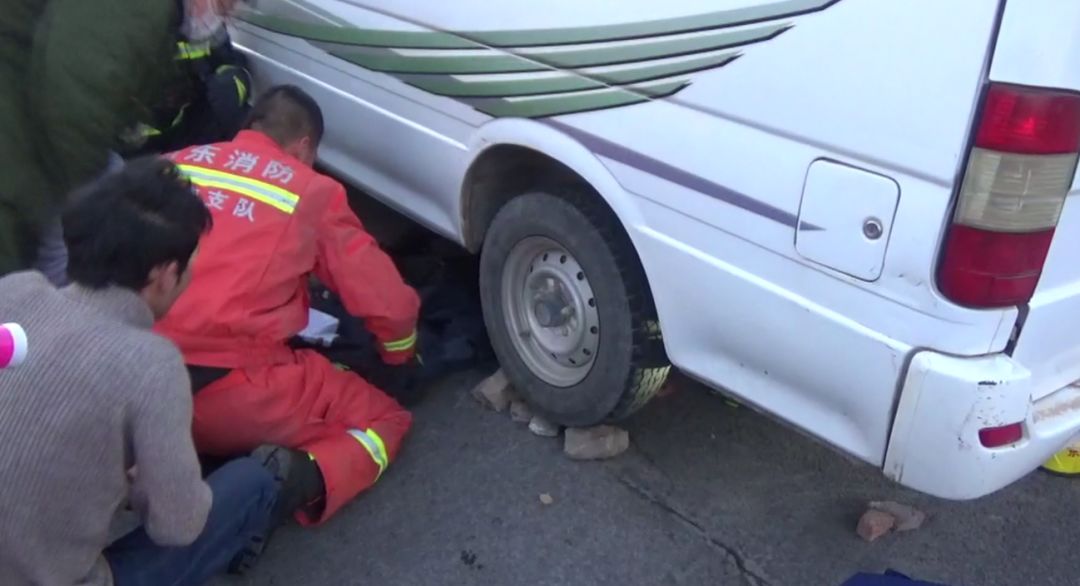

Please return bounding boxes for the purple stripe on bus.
[546,120,822,231]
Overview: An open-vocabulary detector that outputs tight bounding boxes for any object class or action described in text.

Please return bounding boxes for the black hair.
[62,157,212,290]
[242,84,325,147]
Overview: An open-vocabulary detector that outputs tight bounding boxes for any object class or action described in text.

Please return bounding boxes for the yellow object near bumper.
[1042,443,1080,476]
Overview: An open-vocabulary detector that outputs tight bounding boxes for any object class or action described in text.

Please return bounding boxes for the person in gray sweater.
[0,158,297,586]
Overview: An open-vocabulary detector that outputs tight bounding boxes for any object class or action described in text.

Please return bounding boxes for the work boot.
[250,444,326,527]
[230,445,325,574]
[226,444,301,575]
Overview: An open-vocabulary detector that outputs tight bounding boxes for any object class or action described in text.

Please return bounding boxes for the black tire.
[479,188,670,427]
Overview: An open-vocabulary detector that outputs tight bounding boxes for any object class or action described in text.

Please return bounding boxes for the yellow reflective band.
[234,76,248,105]
[216,65,249,105]
[347,428,389,478]
[169,104,189,130]
[368,431,388,466]
[176,41,211,60]
[141,106,188,138]
[382,330,417,352]
[177,165,300,214]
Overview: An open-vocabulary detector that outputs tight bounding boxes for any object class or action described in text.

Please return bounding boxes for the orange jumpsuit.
[156,130,420,524]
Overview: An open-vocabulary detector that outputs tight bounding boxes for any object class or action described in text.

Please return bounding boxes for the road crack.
[614,474,772,586]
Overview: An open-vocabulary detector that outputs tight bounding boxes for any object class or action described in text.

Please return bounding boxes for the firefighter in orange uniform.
[155,85,420,525]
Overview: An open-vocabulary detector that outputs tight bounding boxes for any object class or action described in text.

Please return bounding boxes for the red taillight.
[976,84,1080,154]
[939,84,1080,308]
[978,422,1024,448]
[939,226,1055,307]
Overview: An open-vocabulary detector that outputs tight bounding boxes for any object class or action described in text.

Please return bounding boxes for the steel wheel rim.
[501,236,600,387]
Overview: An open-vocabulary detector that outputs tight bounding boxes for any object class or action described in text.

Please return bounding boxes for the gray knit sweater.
[0,272,212,586]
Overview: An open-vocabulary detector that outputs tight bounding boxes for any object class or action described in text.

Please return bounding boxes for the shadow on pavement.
[216,371,1080,586]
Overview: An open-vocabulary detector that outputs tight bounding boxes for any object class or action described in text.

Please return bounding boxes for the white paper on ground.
[298,308,340,346]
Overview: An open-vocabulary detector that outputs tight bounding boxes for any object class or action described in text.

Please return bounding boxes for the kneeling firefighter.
[156,86,421,525]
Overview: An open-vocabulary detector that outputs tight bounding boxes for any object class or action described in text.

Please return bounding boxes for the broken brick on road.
[856,509,896,542]
[471,370,515,412]
[528,415,560,437]
[510,400,533,423]
[564,426,631,460]
[870,501,927,532]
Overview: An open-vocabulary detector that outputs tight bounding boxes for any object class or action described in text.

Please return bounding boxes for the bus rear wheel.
[479,189,670,427]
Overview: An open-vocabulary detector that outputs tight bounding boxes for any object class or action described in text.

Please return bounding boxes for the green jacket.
[0,0,177,276]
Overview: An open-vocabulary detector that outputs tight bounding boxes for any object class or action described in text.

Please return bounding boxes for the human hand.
[366,355,425,406]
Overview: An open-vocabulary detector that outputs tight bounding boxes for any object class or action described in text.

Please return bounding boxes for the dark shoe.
[227,446,303,576]
[250,444,325,528]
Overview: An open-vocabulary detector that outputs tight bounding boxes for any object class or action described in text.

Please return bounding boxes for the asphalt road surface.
[217,370,1080,586]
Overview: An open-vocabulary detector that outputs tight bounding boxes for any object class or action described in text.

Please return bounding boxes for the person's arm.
[312,179,421,365]
[127,343,212,546]
[29,0,176,191]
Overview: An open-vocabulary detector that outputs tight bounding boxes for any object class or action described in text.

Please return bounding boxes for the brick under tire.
[480,189,670,427]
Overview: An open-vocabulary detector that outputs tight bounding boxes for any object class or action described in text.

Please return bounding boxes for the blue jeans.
[106,458,278,586]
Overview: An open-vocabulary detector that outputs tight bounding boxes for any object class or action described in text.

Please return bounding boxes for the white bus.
[231,0,1080,500]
